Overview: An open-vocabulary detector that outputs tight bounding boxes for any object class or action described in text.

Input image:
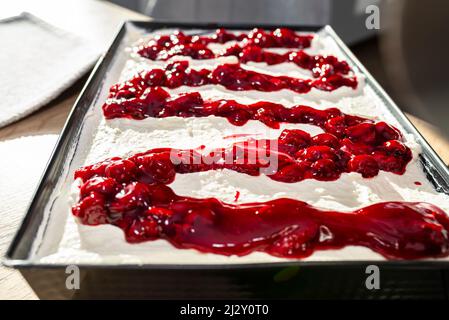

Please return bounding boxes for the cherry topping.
[136,29,348,79]
[311,133,340,148]
[136,153,176,184]
[348,155,379,178]
[346,123,377,145]
[382,140,409,157]
[105,159,137,183]
[72,175,449,260]
[278,129,311,155]
[126,216,159,243]
[269,163,305,183]
[103,87,370,134]
[107,61,357,100]
[80,177,118,198]
[324,116,347,137]
[76,128,412,189]
[109,182,151,213]
[72,192,108,225]
[70,28,449,261]
[74,157,120,181]
[296,145,336,162]
[311,158,338,180]
[375,121,401,141]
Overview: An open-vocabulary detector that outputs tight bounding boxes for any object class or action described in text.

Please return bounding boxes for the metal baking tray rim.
[4,21,449,270]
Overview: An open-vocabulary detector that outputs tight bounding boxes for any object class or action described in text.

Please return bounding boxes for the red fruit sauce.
[108,61,357,100]
[69,131,446,260]
[75,128,412,184]
[139,43,350,79]
[102,87,412,177]
[137,28,313,59]
[72,157,449,259]
[74,28,449,260]
[104,87,383,134]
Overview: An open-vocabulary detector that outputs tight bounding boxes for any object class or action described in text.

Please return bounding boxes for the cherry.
[272,28,312,47]
[140,87,171,117]
[167,60,189,72]
[246,28,273,47]
[143,69,166,86]
[72,180,449,260]
[109,182,151,213]
[296,146,336,162]
[105,159,137,183]
[270,163,305,183]
[107,61,356,102]
[145,207,173,219]
[164,92,204,116]
[340,138,374,155]
[213,28,237,43]
[375,121,401,142]
[296,106,328,125]
[348,155,379,178]
[74,157,121,181]
[80,177,118,198]
[310,159,338,180]
[311,133,339,148]
[324,116,347,137]
[182,207,217,232]
[72,192,108,225]
[137,153,176,184]
[345,123,376,144]
[239,45,264,62]
[335,149,352,169]
[102,102,125,119]
[325,107,343,118]
[382,140,409,157]
[228,110,251,126]
[74,128,412,188]
[313,74,357,91]
[165,72,185,88]
[372,151,406,174]
[279,129,311,150]
[147,184,176,205]
[138,44,161,59]
[126,217,159,243]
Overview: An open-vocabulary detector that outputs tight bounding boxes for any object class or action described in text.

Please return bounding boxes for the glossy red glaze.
[75,127,412,185]
[104,87,368,130]
[137,28,313,60]
[107,61,357,102]
[72,168,449,259]
[139,42,350,79]
[75,28,449,260]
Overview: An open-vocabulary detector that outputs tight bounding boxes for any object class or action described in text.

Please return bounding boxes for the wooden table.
[0,0,148,300]
[0,0,448,300]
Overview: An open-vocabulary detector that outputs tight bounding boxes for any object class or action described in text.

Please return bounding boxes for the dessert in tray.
[37,28,449,263]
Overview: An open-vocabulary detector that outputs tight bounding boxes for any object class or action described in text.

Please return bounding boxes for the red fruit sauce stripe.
[102,87,412,178]
[137,28,313,54]
[105,87,375,132]
[72,174,449,260]
[108,61,357,99]
[139,44,350,79]
[75,125,412,185]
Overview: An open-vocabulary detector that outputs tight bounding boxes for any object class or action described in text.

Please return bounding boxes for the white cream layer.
[35,29,449,264]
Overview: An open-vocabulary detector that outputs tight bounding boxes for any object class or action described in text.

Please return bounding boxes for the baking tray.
[3,21,449,299]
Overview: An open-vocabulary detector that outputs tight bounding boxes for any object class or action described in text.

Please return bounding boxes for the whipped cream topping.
[34,28,449,264]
